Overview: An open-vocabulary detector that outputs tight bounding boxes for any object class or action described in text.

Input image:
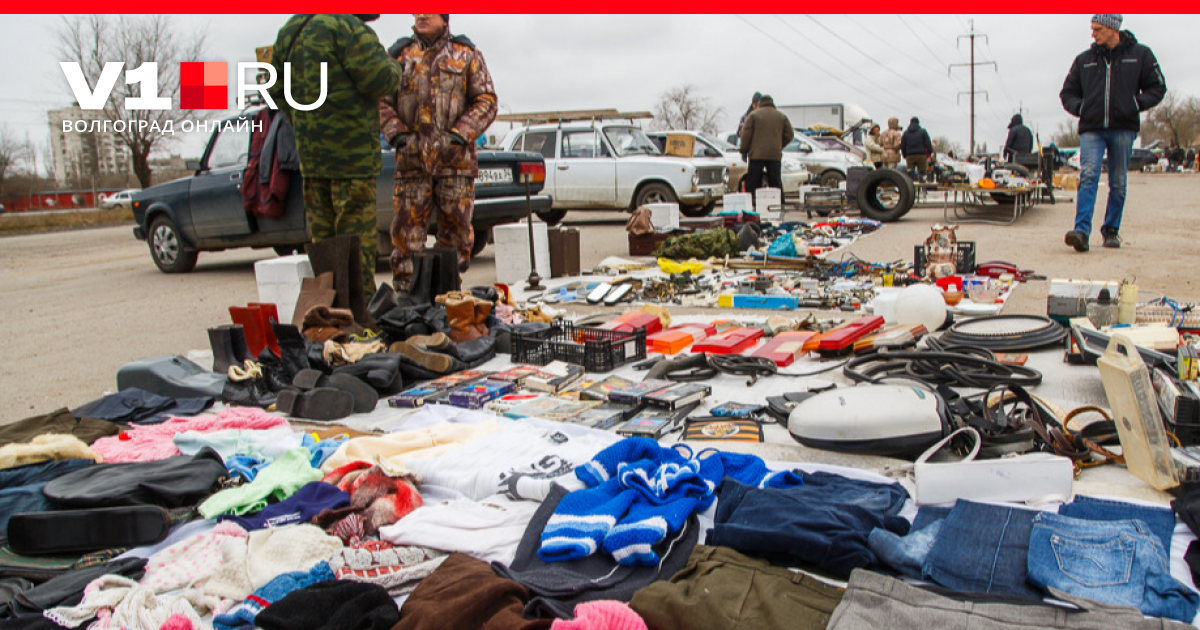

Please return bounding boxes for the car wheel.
[819,170,846,189]
[148,216,198,273]
[471,225,491,258]
[536,209,567,226]
[633,182,677,208]
[679,202,715,218]
[855,169,915,222]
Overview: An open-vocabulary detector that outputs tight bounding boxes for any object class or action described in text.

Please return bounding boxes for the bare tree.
[0,124,28,195]
[55,15,207,188]
[1143,93,1200,147]
[932,135,963,158]
[652,85,725,135]
[1051,119,1080,148]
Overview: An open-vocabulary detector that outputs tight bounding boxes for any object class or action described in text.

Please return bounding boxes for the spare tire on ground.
[855,169,916,222]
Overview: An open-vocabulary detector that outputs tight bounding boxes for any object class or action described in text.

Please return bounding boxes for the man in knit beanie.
[1060,14,1166,252]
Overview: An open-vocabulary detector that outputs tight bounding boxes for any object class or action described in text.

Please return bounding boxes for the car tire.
[536,209,567,226]
[148,216,198,273]
[633,182,676,208]
[471,226,491,257]
[855,169,915,222]
[819,170,846,189]
[680,202,715,218]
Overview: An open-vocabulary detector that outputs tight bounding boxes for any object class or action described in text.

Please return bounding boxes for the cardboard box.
[494,222,550,284]
[548,226,580,278]
[663,133,696,158]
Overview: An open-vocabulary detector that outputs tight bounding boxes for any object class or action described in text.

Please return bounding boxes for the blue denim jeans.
[1059,495,1177,556]
[1075,130,1136,237]
[922,500,1042,599]
[1027,512,1198,623]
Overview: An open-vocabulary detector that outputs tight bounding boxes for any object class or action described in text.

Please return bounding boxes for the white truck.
[775,103,872,132]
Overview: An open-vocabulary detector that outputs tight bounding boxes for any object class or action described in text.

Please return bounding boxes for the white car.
[725,131,870,189]
[498,122,728,224]
[101,189,137,209]
[646,131,810,196]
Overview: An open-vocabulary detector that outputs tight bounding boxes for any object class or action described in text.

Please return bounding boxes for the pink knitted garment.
[550,601,648,630]
[91,407,290,463]
[159,613,195,630]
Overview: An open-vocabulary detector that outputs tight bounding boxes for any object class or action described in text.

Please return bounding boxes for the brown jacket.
[880,118,903,165]
[380,30,498,178]
[739,98,794,161]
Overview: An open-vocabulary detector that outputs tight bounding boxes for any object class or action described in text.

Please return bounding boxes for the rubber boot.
[228,324,254,365]
[229,306,269,357]
[248,303,282,356]
[271,322,312,381]
[207,326,239,375]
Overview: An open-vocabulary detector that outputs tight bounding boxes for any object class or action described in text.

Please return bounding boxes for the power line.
[801,14,954,105]
[762,15,937,116]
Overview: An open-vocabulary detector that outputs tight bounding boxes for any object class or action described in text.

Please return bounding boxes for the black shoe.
[275,387,354,421]
[222,361,277,409]
[1064,230,1089,252]
[1102,231,1122,248]
[291,369,379,414]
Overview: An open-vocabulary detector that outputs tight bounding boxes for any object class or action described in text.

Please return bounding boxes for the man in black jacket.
[900,117,933,181]
[1003,114,1033,162]
[1060,14,1166,251]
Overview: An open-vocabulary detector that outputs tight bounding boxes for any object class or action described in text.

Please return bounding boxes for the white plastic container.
[493,221,550,286]
[646,202,680,230]
[871,288,902,324]
[254,255,314,325]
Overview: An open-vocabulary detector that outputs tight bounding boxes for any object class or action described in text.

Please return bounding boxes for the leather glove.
[449,131,468,146]
[390,133,412,150]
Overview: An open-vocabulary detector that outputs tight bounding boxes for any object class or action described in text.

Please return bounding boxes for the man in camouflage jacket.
[269,14,400,301]
[380,14,498,291]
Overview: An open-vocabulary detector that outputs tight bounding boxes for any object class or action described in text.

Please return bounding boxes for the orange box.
[649,330,696,355]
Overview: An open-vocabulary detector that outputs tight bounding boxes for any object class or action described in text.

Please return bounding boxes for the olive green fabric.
[631,545,844,630]
[652,228,740,260]
[0,409,119,448]
[269,14,401,179]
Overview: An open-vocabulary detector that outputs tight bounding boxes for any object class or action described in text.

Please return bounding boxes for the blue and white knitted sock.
[602,490,703,566]
[212,561,334,630]
[575,438,676,488]
[538,477,634,562]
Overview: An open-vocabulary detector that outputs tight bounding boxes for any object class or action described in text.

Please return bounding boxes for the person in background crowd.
[1168,145,1186,171]
[900,116,934,181]
[880,117,902,169]
[737,92,762,139]
[865,124,884,168]
[269,14,401,301]
[1186,147,1196,171]
[1003,114,1034,162]
[739,94,795,196]
[381,14,498,291]
[1060,14,1166,252]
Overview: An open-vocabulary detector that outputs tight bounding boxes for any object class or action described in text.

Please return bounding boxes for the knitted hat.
[212,562,334,630]
[1091,14,1122,30]
[551,601,649,630]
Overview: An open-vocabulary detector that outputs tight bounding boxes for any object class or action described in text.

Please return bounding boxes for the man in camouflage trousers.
[269,14,400,300]
[380,14,498,291]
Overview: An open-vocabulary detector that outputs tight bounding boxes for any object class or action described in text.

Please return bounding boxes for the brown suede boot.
[436,292,480,343]
[471,297,493,339]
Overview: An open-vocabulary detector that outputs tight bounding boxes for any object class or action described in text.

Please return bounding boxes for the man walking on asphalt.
[381,14,498,292]
[1003,114,1034,162]
[900,117,933,181]
[1060,14,1166,252]
[269,14,401,303]
[739,95,794,196]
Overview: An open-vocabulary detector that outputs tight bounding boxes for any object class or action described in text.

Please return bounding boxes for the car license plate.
[476,168,512,186]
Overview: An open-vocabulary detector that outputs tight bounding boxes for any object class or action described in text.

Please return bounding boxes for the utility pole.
[949,19,996,155]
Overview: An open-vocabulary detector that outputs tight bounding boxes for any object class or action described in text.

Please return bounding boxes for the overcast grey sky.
[3,14,1196,162]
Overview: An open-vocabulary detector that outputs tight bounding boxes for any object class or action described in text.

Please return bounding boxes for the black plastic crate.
[913,241,976,277]
[511,321,647,373]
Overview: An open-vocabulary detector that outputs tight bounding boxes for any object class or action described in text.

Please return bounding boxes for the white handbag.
[910,427,1075,506]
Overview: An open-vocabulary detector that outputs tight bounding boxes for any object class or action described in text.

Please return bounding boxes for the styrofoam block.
[254,255,314,283]
[255,255,313,324]
[755,188,782,220]
[723,193,752,213]
[493,221,550,286]
[647,203,680,230]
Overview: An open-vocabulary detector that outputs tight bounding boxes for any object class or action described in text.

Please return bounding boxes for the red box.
[691,327,764,355]
[751,331,817,367]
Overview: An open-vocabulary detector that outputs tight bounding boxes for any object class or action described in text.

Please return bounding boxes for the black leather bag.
[42,448,226,509]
